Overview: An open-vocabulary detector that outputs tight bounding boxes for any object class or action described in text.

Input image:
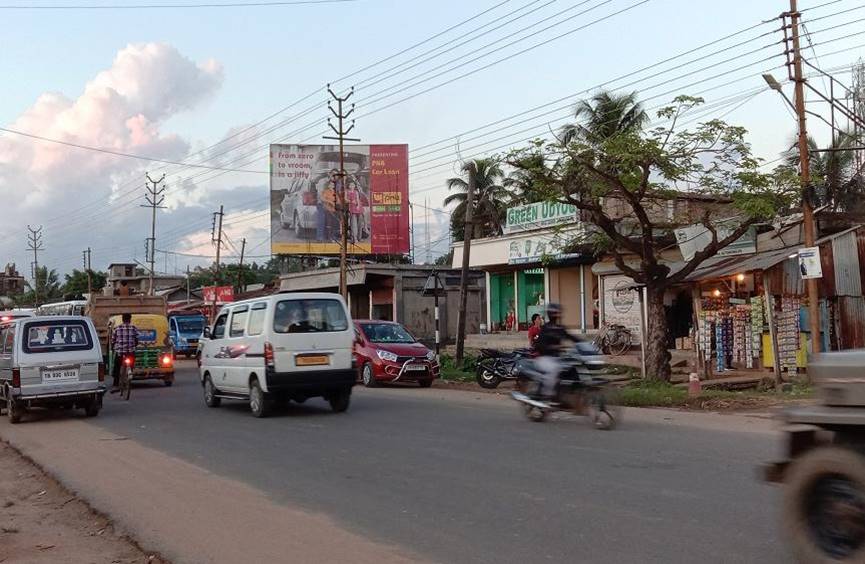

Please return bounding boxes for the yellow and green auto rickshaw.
[107,314,175,386]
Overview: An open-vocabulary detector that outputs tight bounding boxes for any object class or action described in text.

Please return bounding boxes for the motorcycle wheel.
[586,392,616,430]
[523,404,547,422]
[476,368,501,389]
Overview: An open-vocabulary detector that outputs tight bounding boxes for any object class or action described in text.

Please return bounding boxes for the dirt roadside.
[0,420,423,564]
[0,441,167,564]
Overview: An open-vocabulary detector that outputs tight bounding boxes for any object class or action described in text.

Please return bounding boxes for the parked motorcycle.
[475,347,535,389]
[510,342,619,429]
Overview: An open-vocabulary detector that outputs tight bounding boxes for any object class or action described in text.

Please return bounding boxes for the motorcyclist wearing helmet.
[533,303,578,401]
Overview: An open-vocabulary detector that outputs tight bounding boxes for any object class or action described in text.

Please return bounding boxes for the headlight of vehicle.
[426,350,435,361]
[376,349,398,362]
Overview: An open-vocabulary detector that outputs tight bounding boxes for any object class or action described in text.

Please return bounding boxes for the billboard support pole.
[325,85,360,300]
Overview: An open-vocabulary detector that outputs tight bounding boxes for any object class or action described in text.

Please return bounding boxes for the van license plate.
[296,355,329,366]
[42,369,79,382]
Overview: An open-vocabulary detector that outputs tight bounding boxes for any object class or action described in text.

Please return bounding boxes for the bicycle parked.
[592,323,632,356]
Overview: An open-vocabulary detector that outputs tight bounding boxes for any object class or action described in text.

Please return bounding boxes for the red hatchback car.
[354,320,439,387]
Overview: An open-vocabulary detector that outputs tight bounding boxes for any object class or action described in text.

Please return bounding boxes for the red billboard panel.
[202,286,234,305]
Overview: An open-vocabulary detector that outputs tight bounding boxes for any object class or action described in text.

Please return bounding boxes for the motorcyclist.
[532,303,578,401]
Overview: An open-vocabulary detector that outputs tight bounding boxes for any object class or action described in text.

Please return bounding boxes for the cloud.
[0,42,225,273]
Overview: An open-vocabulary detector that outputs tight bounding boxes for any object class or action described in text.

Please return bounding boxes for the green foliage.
[438,353,478,382]
[18,266,62,305]
[62,269,107,299]
[189,261,279,290]
[445,158,510,241]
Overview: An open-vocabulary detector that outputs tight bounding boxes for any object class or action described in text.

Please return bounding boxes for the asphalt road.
[86,362,788,564]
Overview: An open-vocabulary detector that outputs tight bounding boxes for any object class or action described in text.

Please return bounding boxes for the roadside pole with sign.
[422,271,445,359]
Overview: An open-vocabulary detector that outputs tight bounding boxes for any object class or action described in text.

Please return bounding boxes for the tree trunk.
[644,285,672,382]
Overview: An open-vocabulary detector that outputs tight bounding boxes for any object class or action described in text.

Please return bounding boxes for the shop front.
[453,225,596,333]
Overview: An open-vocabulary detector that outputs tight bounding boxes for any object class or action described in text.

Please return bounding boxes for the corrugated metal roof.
[683,246,799,282]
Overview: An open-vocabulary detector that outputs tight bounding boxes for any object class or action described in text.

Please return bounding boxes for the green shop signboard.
[505,201,578,234]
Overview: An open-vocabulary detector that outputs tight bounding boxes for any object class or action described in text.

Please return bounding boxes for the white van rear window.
[273,299,348,333]
[23,320,93,353]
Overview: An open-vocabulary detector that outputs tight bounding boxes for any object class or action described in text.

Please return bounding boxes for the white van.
[198,292,355,417]
[0,316,105,424]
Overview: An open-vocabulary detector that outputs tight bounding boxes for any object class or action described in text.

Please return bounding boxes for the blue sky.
[0,0,863,275]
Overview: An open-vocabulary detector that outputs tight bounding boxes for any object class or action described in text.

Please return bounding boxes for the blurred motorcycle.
[510,341,619,429]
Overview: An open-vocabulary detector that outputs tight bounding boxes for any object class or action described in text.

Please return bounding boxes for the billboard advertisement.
[270,144,410,255]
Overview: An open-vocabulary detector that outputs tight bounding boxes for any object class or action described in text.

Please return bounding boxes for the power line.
[0,0,355,9]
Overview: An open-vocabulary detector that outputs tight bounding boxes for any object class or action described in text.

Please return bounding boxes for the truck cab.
[168,313,206,358]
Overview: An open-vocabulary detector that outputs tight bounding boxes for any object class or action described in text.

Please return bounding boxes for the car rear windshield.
[361,323,415,343]
[22,320,94,354]
[273,299,348,333]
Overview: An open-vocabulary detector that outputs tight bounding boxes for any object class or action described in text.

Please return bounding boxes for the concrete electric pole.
[82,247,92,297]
[26,225,44,305]
[788,0,822,355]
[324,84,359,300]
[142,173,166,296]
[454,164,476,365]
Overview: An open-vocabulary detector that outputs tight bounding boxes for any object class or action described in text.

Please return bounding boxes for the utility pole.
[142,173,166,296]
[82,247,92,297]
[236,237,246,294]
[210,205,224,321]
[26,225,44,305]
[455,166,475,364]
[789,0,822,355]
[324,84,359,300]
[186,265,191,305]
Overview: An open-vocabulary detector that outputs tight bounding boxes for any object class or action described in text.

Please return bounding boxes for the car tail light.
[98,362,105,382]
[11,368,20,388]
[264,342,275,369]
[1,316,9,322]
[302,192,317,206]
[161,354,173,367]
[124,356,133,366]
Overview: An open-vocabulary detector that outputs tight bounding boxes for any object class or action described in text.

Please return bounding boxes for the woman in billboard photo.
[346,179,364,243]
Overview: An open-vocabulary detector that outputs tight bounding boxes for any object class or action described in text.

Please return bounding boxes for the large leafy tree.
[511,95,796,381]
[62,269,107,299]
[504,153,557,204]
[445,158,510,241]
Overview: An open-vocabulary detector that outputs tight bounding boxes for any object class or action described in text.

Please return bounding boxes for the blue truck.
[168,313,207,358]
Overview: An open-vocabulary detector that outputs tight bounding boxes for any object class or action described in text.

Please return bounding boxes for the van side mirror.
[202,327,211,340]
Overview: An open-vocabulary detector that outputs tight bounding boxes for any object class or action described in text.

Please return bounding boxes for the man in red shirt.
[527,313,542,350]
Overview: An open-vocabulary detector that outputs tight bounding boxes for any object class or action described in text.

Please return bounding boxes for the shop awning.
[682,246,798,282]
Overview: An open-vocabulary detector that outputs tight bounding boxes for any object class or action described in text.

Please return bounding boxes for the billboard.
[270,144,410,255]
[202,286,234,305]
[504,201,578,234]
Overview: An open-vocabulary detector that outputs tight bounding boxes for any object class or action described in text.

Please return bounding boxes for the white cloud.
[0,42,225,273]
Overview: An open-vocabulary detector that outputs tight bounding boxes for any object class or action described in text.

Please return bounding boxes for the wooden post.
[763,271,783,387]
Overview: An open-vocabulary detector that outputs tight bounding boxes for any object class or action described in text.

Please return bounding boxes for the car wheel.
[7,396,22,424]
[361,363,378,388]
[418,379,433,388]
[203,375,221,408]
[249,378,270,418]
[328,389,351,413]
[293,211,302,238]
[783,446,865,563]
[84,398,101,418]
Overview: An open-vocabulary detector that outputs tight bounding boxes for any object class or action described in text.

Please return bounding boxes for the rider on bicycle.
[533,303,578,401]
[111,313,139,391]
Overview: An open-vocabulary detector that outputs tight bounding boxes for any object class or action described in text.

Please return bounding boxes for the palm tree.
[784,130,863,210]
[559,90,648,145]
[445,158,509,241]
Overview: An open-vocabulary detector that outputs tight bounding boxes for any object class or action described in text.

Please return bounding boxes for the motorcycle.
[510,341,619,429]
[475,347,535,389]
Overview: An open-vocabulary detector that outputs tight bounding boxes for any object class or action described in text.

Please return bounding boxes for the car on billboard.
[278,151,369,240]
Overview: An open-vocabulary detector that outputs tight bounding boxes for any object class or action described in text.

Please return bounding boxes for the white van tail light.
[98,363,105,382]
[11,368,20,388]
[264,342,275,369]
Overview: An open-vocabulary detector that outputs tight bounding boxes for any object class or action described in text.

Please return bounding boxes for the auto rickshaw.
[107,314,175,386]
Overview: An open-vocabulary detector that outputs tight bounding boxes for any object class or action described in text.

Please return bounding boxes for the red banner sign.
[202,286,234,304]
[369,144,410,254]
